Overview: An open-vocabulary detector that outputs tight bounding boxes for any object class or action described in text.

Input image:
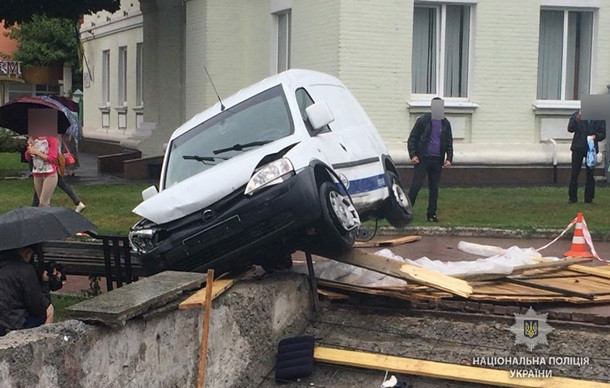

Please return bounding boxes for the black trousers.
[408,156,442,217]
[569,149,595,203]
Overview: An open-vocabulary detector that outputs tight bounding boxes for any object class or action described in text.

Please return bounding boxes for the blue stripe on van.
[336,174,387,195]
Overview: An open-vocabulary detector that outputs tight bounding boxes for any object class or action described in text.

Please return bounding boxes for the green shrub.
[0,129,24,153]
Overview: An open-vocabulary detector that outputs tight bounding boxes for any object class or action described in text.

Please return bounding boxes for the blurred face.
[431,99,444,120]
[28,109,58,137]
[17,247,34,263]
[581,94,610,120]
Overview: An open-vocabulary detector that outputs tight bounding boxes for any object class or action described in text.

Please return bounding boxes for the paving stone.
[592,315,609,325]
[479,303,495,314]
[65,271,206,327]
[464,302,480,313]
[493,306,507,315]
[505,306,521,316]
[572,312,587,322]
[440,300,464,311]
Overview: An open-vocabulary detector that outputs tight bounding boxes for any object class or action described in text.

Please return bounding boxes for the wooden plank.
[179,278,237,309]
[570,264,610,280]
[316,279,450,301]
[458,258,592,281]
[317,288,350,300]
[314,346,610,388]
[324,249,472,297]
[197,270,214,388]
[354,235,421,248]
[506,278,595,300]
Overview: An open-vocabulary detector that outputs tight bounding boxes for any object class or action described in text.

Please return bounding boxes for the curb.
[375,226,610,242]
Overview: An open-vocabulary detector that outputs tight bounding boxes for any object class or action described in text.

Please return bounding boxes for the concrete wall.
[0,273,312,388]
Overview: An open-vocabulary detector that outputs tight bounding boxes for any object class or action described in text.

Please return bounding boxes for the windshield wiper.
[183,155,229,164]
[213,140,272,155]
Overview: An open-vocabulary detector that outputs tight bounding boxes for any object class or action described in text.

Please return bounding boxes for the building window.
[276,10,291,73]
[102,50,110,105]
[412,4,471,98]
[136,42,143,106]
[537,10,593,101]
[118,46,127,105]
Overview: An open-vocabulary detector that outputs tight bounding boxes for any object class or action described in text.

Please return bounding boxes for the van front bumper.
[137,166,322,275]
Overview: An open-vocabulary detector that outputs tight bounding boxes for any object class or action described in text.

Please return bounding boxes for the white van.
[129,69,412,274]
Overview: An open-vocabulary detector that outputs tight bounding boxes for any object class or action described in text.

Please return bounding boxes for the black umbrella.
[0,96,71,135]
[0,207,96,251]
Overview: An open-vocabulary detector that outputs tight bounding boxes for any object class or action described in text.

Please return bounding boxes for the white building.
[81,0,610,179]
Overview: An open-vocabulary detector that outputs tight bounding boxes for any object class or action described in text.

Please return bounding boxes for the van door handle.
[340,143,347,152]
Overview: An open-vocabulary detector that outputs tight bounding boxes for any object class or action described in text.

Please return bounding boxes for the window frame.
[136,42,143,107]
[102,49,110,106]
[118,46,128,106]
[537,7,596,102]
[273,9,292,74]
[411,3,474,101]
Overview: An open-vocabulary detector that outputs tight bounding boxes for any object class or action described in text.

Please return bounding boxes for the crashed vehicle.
[129,69,412,274]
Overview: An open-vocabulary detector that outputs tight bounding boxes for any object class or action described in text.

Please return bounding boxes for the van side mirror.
[142,186,159,201]
[306,101,335,132]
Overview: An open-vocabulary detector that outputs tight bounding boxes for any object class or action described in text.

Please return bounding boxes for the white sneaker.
[75,202,86,213]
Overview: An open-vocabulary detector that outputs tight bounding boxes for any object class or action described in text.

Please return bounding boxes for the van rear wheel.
[384,171,413,228]
[315,182,357,254]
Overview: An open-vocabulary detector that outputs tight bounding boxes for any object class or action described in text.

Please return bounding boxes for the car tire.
[315,181,357,254]
[384,171,413,228]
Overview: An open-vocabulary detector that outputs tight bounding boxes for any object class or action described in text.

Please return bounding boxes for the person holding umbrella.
[0,245,54,336]
[24,109,60,207]
[0,207,96,336]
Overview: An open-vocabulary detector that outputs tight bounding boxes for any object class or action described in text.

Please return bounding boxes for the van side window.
[295,88,330,135]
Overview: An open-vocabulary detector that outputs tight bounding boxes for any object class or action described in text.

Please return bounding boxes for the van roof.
[170,69,342,140]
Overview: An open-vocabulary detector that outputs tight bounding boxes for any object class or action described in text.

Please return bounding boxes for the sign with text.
[0,61,22,77]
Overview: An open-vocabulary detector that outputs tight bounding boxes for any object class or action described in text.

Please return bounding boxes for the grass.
[0,152,28,176]
[0,180,150,235]
[51,293,89,322]
[373,186,610,233]
[0,180,608,234]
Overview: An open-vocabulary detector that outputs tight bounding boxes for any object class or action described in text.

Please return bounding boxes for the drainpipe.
[606,85,610,184]
[542,138,558,184]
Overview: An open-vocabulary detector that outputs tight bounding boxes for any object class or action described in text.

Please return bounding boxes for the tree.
[6,15,78,67]
[0,0,120,27]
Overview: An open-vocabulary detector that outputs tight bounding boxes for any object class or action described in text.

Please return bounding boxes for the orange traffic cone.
[564,213,593,258]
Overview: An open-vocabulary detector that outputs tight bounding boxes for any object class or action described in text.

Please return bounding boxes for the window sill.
[99,106,110,113]
[533,100,579,115]
[132,105,144,113]
[115,106,128,113]
[408,100,479,114]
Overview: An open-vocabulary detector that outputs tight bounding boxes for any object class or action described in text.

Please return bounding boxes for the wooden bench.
[40,235,140,291]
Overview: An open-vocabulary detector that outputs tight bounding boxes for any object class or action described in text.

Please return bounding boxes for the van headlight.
[245,158,295,195]
[129,226,159,253]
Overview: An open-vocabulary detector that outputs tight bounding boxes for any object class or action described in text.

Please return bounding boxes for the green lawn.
[0,180,149,235]
[377,186,610,233]
[0,180,608,234]
[51,294,89,322]
[0,152,27,176]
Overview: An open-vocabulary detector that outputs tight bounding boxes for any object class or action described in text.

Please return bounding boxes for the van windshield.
[163,85,294,189]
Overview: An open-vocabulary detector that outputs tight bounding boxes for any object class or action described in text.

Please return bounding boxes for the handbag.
[61,138,75,166]
[57,152,66,176]
[586,136,596,168]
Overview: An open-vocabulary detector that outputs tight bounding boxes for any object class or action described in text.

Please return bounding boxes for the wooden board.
[323,249,472,298]
[179,278,237,309]
[317,288,350,300]
[569,264,610,280]
[314,346,610,388]
[354,235,421,248]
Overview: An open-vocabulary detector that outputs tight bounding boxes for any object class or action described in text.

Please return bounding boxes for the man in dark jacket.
[0,246,54,336]
[407,98,453,222]
[567,111,606,203]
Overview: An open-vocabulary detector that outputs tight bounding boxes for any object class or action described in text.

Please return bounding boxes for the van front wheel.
[315,182,357,254]
[384,171,413,228]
